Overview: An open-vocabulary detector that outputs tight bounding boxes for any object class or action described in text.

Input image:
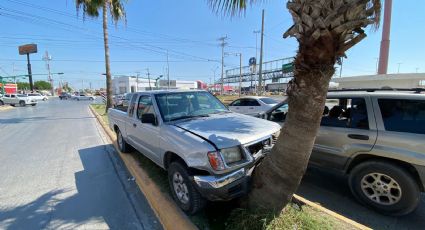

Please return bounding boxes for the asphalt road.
[298,167,425,229]
[0,99,161,230]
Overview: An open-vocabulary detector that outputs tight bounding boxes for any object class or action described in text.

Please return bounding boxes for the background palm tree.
[209,0,381,214]
[76,0,126,112]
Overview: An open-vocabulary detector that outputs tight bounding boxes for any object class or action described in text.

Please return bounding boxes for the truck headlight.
[220,146,243,165]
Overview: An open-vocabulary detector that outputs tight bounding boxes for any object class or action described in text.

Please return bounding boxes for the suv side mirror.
[141,113,157,125]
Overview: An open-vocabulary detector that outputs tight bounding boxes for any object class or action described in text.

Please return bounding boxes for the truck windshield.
[155,91,228,122]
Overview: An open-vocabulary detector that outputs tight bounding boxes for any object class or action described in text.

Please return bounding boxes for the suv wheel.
[168,161,205,215]
[349,161,421,216]
[19,101,26,107]
[116,129,131,153]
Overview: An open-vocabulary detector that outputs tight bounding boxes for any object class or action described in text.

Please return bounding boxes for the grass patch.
[90,104,109,125]
[90,103,355,230]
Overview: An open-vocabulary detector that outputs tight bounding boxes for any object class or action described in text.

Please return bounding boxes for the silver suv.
[260,89,425,216]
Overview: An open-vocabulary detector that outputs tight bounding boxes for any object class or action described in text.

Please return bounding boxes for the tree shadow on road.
[0,145,143,230]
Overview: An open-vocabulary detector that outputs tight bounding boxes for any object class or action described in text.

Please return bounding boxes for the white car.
[27,93,48,101]
[1,94,37,106]
[72,94,95,101]
[228,96,278,116]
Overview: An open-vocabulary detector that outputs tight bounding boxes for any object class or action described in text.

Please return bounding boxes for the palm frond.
[109,0,127,23]
[208,0,258,16]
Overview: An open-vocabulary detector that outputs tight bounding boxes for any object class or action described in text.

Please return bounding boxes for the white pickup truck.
[108,90,281,214]
[0,94,37,106]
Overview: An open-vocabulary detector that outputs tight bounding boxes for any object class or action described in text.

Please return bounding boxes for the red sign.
[0,83,17,94]
[19,44,38,55]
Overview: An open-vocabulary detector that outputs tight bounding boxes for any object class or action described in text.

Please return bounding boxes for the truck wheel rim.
[173,172,189,204]
[360,172,402,205]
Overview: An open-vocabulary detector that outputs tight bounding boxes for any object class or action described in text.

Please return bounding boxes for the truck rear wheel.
[349,160,421,216]
[168,161,206,215]
[116,129,131,153]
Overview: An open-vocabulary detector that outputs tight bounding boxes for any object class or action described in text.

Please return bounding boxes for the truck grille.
[246,137,273,156]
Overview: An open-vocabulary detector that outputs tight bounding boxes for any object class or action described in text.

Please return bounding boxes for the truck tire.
[19,101,26,107]
[168,161,206,215]
[349,160,421,216]
[116,129,131,153]
[0,100,4,105]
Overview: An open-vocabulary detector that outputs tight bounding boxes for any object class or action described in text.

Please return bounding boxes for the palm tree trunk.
[102,0,113,112]
[247,54,334,213]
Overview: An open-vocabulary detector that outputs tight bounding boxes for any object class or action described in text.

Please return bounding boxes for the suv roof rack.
[328,88,425,94]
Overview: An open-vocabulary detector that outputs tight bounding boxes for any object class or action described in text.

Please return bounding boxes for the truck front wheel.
[19,101,26,107]
[168,161,206,215]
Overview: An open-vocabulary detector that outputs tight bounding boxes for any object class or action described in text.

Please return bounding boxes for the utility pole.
[253,30,260,92]
[42,51,54,95]
[136,72,140,92]
[167,50,170,89]
[218,36,228,95]
[258,10,265,95]
[146,68,151,90]
[378,0,393,74]
[397,62,402,73]
[239,53,242,97]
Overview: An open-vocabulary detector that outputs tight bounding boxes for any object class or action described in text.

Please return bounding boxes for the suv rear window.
[378,99,425,135]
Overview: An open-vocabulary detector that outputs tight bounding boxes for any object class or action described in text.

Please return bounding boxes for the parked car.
[59,92,72,100]
[260,89,425,216]
[113,94,125,107]
[108,90,281,214]
[27,93,48,101]
[71,93,95,101]
[228,96,278,116]
[121,93,133,108]
[1,94,37,106]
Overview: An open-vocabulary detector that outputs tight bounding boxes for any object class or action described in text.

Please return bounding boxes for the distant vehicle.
[1,94,37,106]
[59,92,72,100]
[260,89,425,216]
[27,93,48,101]
[121,93,133,108]
[72,93,95,101]
[108,90,281,214]
[228,96,278,116]
[113,94,125,107]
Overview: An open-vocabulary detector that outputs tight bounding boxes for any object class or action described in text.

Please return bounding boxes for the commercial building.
[332,73,425,89]
[112,76,200,95]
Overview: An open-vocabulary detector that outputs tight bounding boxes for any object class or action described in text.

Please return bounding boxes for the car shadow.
[0,145,144,230]
[297,167,425,230]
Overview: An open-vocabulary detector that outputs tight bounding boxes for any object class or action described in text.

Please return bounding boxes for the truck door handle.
[348,134,369,140]
[133,123,137,128]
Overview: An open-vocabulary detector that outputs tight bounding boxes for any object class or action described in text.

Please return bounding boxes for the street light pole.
[239,53,242,97]
[258,9,265,95]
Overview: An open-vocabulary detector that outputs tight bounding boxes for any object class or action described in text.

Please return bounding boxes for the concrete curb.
[89,106,197,230]
[293,194,371,229]
[0,106,13,111]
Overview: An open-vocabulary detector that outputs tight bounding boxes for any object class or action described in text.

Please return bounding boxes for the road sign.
[18,44,38,55]
[249,57,256,66]
[282,62,294,73]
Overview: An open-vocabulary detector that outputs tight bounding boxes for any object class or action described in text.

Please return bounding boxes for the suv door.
[310,96,378,171]
[130,95,161,164]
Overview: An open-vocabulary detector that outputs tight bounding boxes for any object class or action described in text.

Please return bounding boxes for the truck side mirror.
[141,113,157,125]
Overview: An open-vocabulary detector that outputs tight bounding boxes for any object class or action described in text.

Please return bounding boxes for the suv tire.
[168,161,206,215]
[19,101,26,107]
[116,129,131,153]
[349,160,420,216]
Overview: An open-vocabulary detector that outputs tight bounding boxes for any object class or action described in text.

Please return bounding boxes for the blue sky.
[0,0,424,90]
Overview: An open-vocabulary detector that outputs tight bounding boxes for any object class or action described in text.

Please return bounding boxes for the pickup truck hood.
[174,112,281,149]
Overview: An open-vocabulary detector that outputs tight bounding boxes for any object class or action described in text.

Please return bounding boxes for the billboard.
[18,44,38,55]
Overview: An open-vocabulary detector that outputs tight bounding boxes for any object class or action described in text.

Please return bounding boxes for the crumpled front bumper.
[192,167,254,201]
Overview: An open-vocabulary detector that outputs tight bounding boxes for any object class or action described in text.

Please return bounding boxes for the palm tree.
[75,0,126,112]
[209,0,381,213]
